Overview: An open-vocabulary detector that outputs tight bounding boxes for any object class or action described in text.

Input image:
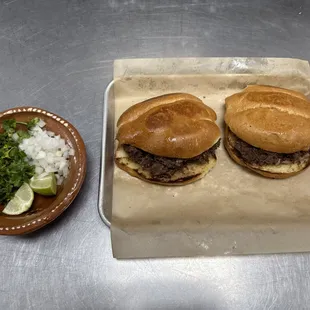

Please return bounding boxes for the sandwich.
[115,93,221,185]
[224,85,310,178]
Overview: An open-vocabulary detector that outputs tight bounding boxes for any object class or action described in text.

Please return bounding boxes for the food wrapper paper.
[111,57,310,259]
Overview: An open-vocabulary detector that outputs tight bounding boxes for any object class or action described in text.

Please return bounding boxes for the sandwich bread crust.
[225,85,310,153]
[117,93,221,159]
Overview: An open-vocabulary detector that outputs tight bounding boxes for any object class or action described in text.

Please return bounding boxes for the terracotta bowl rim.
[0,106,87,235]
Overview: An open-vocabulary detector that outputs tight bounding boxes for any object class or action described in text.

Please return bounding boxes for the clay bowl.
[0,107,87,235]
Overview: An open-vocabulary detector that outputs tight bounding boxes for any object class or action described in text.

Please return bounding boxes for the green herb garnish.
[16,130,31,141]
[2,117,40,134]
[0,119,36,205]
[26,117,40,130]
[2,119,16,135]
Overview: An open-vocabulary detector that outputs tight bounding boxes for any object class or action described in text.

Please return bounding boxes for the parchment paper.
[111,57,310,259]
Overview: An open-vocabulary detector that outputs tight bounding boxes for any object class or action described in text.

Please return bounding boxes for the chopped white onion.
[18,120,74,185]
[38,119,46,128]
[35,166,44,175]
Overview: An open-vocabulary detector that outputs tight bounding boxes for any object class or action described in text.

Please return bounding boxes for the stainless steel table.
[1,1,310,309]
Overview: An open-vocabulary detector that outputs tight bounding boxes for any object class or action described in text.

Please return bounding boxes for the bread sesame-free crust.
[116,93,221,158]
[225,85,310,153]
[243,84,309,101]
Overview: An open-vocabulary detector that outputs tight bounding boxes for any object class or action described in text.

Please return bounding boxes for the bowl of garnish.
[0,107,87,235]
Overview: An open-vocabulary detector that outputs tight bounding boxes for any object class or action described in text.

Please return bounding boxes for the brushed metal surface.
[1,0,310,309]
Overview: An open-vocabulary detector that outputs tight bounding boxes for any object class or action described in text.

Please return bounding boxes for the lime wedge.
[29,173,57,196]
[3,183,34,215]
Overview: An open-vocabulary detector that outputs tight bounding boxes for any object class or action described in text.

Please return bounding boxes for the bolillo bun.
[115,93,221,185]
[242,84,309,101]
[116,93,221,159]
[225,85,310,153]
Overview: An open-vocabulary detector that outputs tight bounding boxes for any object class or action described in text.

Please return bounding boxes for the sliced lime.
[3,183,34,215]
[29,173,57,196]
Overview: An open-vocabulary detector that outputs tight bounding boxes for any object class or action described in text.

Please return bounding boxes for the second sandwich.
[224,85,310,178]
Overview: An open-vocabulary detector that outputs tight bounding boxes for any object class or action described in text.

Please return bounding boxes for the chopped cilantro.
[26,117,40,130]
[0,118,36,204]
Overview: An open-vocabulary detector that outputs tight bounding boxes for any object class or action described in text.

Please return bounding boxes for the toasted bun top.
[116,93,221,158]
[225,85,310,153]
